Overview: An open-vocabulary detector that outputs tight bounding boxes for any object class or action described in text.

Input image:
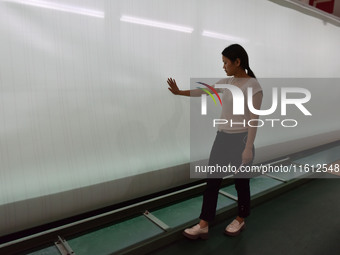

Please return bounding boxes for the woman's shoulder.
[215,77,232,84]
[243,78,262,96]
[245,77,262,89]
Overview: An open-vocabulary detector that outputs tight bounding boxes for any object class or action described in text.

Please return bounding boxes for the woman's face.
[222,55,239,76]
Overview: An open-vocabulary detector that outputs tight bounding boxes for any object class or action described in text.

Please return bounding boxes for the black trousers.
[199,131,254,222]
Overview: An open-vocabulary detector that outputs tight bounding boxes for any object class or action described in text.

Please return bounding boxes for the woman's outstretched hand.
[167,78,181,95]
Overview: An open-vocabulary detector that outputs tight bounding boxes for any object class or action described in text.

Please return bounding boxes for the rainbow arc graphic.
[196,82,222,106]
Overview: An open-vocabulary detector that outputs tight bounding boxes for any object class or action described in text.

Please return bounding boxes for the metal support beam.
[143,210,170,231]
[264,174,287,182]
[55,236,75,255]
[219,190,238,201]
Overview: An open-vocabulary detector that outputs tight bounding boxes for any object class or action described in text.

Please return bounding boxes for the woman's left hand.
[242,148,253,165]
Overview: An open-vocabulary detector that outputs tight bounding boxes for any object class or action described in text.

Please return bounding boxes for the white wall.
[0,0,339,236]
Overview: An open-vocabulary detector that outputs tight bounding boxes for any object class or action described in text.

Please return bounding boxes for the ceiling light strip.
[120,15,193,33]
[202,30,247,43]
[3,0,105,18]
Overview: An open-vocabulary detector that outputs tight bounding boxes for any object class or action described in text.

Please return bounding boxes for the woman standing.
[167,44,263,239]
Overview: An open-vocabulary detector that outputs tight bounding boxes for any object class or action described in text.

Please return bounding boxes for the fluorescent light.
[202,30,247,44]
[3,0,105,18]
[120,15,193,33]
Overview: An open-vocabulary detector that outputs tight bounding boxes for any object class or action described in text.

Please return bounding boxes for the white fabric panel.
[0,0,339,236]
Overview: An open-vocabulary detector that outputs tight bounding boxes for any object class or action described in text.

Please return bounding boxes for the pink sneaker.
[224,219,246,236]
[183,224,209,240]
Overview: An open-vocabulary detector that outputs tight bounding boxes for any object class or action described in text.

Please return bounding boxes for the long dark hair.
[222,44,256,78]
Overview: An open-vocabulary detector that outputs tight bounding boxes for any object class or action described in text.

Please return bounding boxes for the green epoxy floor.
[150,178,340,255]
[26,176,340,255]
[27,176,282,255]
[220,176,284,197]
[68,215,164,255]
[27,246,60,255]
[26,177,340,255]
[151,194,235,228]
[27,215,165,255]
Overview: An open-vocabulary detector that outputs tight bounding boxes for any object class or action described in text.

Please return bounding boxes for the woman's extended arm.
[167,78,211,97]
[242,91,263,164]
